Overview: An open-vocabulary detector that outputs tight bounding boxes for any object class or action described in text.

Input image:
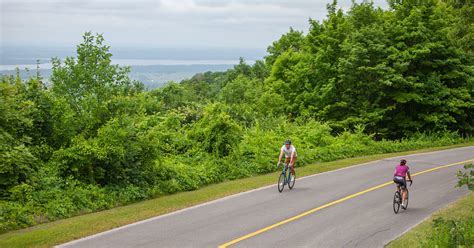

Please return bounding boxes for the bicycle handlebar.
[276,163,289,169]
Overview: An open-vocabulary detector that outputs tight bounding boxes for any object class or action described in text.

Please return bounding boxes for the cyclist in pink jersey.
[393,159,412,209]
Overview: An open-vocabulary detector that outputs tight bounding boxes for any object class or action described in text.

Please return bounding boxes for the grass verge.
[1,142,473,248]
[386,191,473,247]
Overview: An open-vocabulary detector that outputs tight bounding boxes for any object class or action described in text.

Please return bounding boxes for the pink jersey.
[394,164,409,177]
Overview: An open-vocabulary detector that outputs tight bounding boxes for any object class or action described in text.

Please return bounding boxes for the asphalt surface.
[58,146,473,248]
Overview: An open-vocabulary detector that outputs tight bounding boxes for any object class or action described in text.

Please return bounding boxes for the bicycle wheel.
[402,190,409,210]
[393,191,401,214]
[278,173,285,192]
[288,172,296,190]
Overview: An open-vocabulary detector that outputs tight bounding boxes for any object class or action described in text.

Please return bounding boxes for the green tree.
[319,2,389,133]
[266,28,305,66]
[379,0,473,137]
[0,77,37,198]
[50,32,143,137]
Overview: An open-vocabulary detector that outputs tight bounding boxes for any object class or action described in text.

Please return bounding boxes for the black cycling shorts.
[393,176,407,189]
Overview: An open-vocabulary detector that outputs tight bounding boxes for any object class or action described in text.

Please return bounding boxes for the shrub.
[189,104,243,158]
[52,115,158,186]
[423,217,474,247]
[0,201,35,233]
[457,164,473,191]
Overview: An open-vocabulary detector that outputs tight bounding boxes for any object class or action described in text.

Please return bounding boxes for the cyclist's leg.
[284,157,290,171]
[289,156,296,175]
[393,178,401,192]
[394,177,405,203]
[401,180,407,203]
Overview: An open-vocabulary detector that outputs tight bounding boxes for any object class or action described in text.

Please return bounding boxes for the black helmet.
[400,159,407,165]
[284,139,292,145]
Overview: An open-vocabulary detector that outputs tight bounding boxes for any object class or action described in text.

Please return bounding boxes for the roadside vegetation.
[1,0,472,237]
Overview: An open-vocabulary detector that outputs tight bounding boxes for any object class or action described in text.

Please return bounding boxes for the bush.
[0,201,35,233]
[52,115,158,186]
[423,217,474,247]
[457,164,473,191]
[189,104,243,158]
[155,158,201,194]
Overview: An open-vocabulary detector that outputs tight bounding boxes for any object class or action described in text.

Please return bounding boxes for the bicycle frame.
[282,163,291,185]
[278,163,295,192]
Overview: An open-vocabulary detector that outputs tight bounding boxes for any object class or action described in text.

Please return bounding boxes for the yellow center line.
[218,159,474,248]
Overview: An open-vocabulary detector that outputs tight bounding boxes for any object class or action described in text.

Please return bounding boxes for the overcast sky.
[1,0,389,49]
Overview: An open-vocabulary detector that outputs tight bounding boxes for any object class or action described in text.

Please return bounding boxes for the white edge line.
[57,146,473,247]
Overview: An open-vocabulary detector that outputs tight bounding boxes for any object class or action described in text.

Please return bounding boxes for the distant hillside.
[0,64,234,89]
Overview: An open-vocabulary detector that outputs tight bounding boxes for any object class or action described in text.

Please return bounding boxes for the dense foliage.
[1,0,473,232]
[424,216,474,247]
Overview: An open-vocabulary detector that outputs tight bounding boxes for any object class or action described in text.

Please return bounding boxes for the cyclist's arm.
[278,149,284,164]
[407,171,412,181]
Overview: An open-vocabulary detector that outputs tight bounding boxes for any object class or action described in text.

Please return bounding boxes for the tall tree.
[50,32,143,137]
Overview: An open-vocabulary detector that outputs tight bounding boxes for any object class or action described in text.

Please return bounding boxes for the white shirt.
[281,145,297,158]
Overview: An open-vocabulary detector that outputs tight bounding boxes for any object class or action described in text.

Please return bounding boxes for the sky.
[1,0,389,50]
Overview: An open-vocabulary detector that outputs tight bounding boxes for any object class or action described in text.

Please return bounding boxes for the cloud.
[1,0,388,48]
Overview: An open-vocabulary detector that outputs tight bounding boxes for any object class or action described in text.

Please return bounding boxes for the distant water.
[0,46,264,88]
[0,59,255,71]
[0,60,243,89]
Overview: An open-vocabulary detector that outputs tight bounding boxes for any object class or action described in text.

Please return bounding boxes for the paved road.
[59,146,473,248]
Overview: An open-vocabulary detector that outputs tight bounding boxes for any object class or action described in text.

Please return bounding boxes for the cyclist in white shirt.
[277,139,297,178]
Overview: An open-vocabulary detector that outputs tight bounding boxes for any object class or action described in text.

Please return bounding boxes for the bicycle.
[393,180,412,214]
[277,163,295,192]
